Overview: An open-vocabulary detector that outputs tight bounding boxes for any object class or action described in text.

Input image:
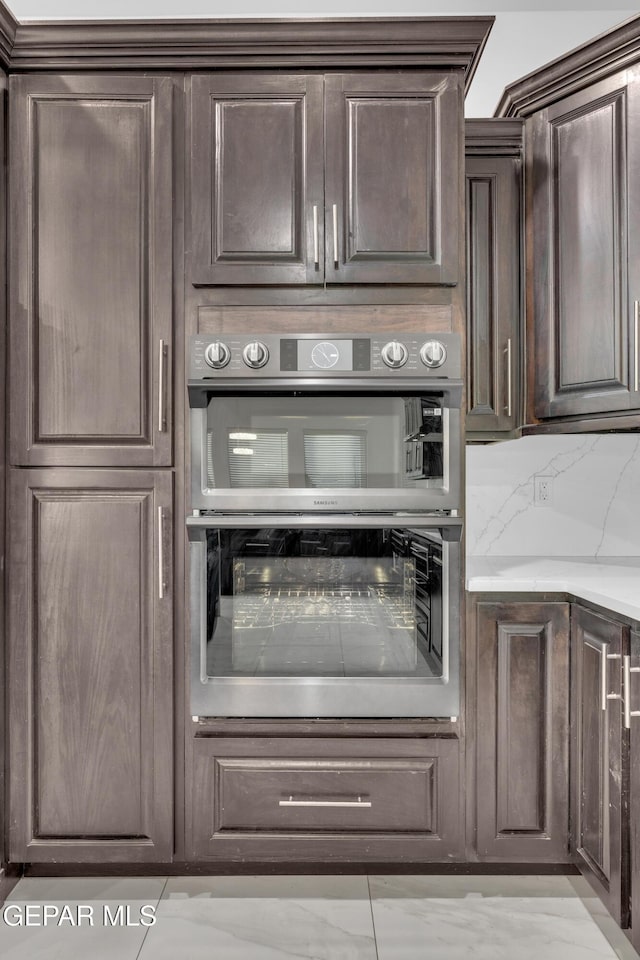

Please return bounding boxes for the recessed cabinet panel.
[531,70,640,420]
[8,469,173,862]
[467,176,495,415]
[325,73,460,284]
[35,100,147,442]
[9,76,173,466]
[216,99,301,258]
[554,98,622,390]
[347,98,433,256]
[191,75,324,285]
[475,602,570,861]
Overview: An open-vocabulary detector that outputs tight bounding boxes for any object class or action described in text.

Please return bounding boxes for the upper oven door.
[190,383,462,512]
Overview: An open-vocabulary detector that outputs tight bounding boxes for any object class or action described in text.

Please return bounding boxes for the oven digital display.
[281,338,371,372]
[297,339,352,371]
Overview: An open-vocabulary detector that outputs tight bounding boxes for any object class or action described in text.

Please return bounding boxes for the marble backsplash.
[465,434,640,557]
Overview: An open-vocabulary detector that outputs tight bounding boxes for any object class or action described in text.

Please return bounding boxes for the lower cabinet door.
[571,604,630,926]
[474,601,571,860]
[629,629,640,951]
[8,469,173,863]
[188,737,462,862]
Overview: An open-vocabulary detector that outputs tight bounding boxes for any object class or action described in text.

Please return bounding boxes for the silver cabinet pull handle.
[158,506,165,600]
[332,203,339,268]
[312,205,319,268]
[623,654,640,729]
[279,795,371,808]
[634,300,639,393]
[600,646,607,711]
[504,338,513,418]
[606,652,623,709]
[158,340,168,433]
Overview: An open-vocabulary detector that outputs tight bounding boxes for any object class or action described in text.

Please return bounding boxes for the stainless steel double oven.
[187,333,463,719]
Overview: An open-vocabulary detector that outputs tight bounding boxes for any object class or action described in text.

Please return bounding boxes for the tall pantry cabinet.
[6,75,175,862]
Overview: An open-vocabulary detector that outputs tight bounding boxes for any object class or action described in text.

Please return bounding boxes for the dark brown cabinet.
[7,469,174,863]
[629,629,640,951]
[191,74,324,286]
[529,66,640,425]
[188,736,463,862]
[571,604,630,926]
[9,75,174,467]
[465,120,522,438]
[471,600,570,860]
[190,71,461,287]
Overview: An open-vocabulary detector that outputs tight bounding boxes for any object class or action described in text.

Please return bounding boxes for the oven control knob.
[204,341,231,369]
[243,341,269,369]
[420,339,447,369]
[381,340,408,369]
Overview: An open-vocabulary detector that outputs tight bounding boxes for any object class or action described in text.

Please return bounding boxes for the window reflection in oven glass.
[205,394,447,492]
[205,528,443,680]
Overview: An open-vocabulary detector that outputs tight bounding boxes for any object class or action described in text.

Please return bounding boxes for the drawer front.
[189,737,462,861]
[217,759,435,833]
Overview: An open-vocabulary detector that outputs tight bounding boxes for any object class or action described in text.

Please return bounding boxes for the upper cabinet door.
[531,69,640,420]
[465,153,521,436]
[191,75,324,285]
[324,72,461,285]
[9,76,173,467]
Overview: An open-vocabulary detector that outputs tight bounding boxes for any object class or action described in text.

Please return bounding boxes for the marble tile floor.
[0,873,638,959]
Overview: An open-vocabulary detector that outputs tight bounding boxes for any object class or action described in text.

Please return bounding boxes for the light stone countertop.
[466,556,640,623]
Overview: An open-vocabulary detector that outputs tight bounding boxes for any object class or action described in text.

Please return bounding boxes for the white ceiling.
[3,1,635,117]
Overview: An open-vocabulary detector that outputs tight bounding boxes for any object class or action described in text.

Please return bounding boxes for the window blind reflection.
[227,430,289,487]
[304,431,367,488]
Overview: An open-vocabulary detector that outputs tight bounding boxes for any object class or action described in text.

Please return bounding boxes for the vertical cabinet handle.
[503,339,513,418]
[312,205,319,268]
[332,203,339,268]
[158,506,166,600]
[623,654,640,729]
[158,340,168,433]
[600,646,607,711]
[634,300,639,393]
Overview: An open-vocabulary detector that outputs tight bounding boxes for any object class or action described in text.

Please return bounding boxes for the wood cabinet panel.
[191,74,324,285]
[189,737,462,861]
[530,70,640,421]
[474,602,570,861]
[630,630,640,952]
[571,604,630,926]
[8,469,173,862]
[9,75,173,466]
[465,152,521,435]
[324,72,460,284]
[0,67,6,881]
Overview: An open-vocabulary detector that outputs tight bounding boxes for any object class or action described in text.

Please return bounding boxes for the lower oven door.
[187,515,461,719]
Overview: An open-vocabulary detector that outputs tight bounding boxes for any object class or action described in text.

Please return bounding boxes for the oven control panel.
[190,333,461,379]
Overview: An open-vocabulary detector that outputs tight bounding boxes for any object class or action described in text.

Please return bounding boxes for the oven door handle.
[187,515,463,536]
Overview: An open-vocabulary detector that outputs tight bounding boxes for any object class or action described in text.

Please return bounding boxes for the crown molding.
[0,0,17,71]
[464,118,523,157]
[7,16,493,80]
[495,12,640,117]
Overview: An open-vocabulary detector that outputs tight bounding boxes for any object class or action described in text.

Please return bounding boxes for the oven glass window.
[205,395,446,490]
[203,527,444,680]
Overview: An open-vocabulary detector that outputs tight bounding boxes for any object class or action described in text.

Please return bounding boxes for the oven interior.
[203,526,445,681]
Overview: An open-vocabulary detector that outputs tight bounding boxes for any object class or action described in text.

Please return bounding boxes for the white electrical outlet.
[534,475,553,506]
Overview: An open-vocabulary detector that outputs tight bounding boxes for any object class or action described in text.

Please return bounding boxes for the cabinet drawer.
[217,758,436,833]
[189,736,462,862]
